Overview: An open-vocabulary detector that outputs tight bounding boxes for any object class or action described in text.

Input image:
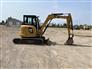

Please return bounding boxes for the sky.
[0,0,92,25]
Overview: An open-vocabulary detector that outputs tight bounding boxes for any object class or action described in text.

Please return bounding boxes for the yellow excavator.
[13,13,74,45]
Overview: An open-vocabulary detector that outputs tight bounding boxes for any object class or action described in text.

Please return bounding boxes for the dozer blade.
[64,37,74,45]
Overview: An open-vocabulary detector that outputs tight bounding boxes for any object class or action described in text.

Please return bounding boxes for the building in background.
[6,17,22,27]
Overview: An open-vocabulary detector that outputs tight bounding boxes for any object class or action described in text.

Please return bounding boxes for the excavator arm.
[40,13,74,37]
[40,13,74,45]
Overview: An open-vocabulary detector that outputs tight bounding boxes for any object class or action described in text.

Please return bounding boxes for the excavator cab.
[23,15,40,29]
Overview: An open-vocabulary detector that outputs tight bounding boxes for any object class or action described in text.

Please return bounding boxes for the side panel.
[18,25,37,37]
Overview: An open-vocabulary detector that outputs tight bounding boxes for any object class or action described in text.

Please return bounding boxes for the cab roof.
[23,15,37,17]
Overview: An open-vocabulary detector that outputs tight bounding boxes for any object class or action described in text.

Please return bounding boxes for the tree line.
[0,20,92,30]
[49,23,92,30]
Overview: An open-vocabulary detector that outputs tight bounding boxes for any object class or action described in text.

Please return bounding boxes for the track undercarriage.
[13,36,49,45]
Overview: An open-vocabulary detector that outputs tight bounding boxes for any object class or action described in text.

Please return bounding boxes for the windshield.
[24,17,33,25]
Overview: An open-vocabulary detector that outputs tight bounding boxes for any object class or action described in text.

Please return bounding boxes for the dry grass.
[0,25,92,69]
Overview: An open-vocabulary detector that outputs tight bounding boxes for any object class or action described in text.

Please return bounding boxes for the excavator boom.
[40,13,74,37]
[39,13,74,45]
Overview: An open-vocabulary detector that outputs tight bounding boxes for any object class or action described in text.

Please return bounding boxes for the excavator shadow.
[51,43,92,47]
[75,34,92,37]
[70,44,92,47]
[49,41,92,47]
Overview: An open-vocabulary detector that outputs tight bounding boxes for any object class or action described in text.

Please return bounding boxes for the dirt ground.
[0,25,92,69]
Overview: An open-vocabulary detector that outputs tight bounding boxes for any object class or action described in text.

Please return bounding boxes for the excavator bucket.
[64,37,74,45]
